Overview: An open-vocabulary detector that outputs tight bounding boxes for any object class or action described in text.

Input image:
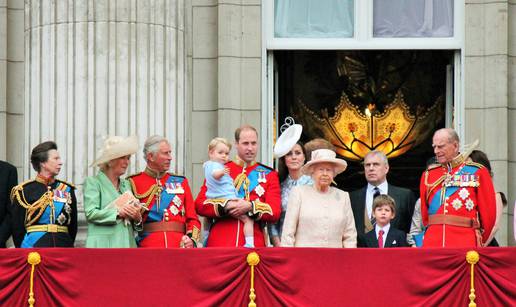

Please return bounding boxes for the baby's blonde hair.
[208,137,232,152]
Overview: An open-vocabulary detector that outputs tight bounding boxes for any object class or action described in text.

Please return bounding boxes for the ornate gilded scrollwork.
[295,90,444,161]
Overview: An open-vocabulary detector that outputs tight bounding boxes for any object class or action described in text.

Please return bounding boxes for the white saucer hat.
[91,135,139,167]
[301,149,348,175]
[273,124,303,158]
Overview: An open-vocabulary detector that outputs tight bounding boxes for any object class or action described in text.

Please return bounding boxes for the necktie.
[378,229,384,248]
[370,187,381,224]
[373,186,381,199]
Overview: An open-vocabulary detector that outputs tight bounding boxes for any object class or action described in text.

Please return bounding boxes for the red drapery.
[1,247,515,306]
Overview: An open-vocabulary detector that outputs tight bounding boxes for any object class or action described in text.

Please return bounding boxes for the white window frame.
[260,0,465,165]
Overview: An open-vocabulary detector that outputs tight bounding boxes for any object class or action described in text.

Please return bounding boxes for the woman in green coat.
[84,136,142,247]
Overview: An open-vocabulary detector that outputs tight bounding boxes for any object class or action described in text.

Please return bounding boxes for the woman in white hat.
[84,136,142,247]
[269,124,313,247]
[281,149,357,248]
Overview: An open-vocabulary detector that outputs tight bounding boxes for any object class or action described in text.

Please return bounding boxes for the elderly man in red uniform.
[128,135,201,248]
[195,125,281,247]
[420,128,496,247]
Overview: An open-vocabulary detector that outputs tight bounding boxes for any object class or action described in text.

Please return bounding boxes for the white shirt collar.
[375,223,391,238]
[367,181,388,194]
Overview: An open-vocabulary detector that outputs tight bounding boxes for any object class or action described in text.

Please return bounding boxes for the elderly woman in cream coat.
[84,136,142,247]
[281,149,357,248]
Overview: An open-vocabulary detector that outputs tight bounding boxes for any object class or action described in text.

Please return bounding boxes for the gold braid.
[234,172,250,201]
[128,179,161,209]
[12,188,54,226]
[423,170,446,203]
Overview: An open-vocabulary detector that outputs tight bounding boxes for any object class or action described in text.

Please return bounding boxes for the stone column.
[0,0,24,173]
[508,1,515,246]
[25,0,186,245]
[465,1,512,245]
[189,0,262,193]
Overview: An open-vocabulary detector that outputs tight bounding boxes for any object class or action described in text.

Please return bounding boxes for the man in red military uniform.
[420,128,496,247]
[195,125,281,247]
[128,136,201,248]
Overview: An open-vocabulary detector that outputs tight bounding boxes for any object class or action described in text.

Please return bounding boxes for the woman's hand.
[120,202,142,222]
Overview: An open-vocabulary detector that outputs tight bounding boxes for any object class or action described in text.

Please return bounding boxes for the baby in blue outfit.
[204,137,254,247]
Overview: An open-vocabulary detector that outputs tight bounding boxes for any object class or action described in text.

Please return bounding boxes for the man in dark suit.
[363,195,408,248]
[0,160,18,247]
[350,150,416,246]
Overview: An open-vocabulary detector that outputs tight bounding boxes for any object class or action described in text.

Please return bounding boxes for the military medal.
[53,190,68,203]
[174,182,185,194]
[254,184,265,197]
[165,182,174,194]
[257,170,267,183]
[465,199,475,211]
[170,205,179,216]
[173,195,182,207]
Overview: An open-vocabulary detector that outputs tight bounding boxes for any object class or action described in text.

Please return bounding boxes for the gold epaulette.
[56,179,76,189]
[10,179,35,202]
[465,161,484,169]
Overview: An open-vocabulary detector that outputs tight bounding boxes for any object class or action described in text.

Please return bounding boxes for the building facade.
[0,0,514,245]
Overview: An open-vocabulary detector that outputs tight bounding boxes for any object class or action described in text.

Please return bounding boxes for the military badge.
[254,184,265,197]
[465,199,474,211]
[170,206,179,216]
[168,182,185,194]
[53,190,68,203]
[458,188,470,200]
[57,213,66,225]
[173,195,182,207]
[452,199,463,210]
[257,170,267,183]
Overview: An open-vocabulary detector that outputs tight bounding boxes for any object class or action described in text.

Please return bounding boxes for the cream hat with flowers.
[301,149,347,175]
[91,136,139,167]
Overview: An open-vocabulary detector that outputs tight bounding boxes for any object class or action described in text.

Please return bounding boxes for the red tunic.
[128,169,201,248]
[420,157,496,247]
[195,159,281,247]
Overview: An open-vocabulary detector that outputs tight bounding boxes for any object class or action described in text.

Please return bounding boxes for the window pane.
[373,0,453,37]
[275,0,354,38]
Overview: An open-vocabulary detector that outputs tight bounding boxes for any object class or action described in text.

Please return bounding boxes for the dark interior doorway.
[275,50,454,194]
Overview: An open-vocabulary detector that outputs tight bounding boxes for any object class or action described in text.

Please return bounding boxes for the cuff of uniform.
[187,226,201,247]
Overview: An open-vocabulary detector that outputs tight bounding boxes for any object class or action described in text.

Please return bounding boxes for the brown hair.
[234,125,258,142]
[31,141,58,173]
[304,138,335,161]
[278,141,307,182]
[372,194,396,214]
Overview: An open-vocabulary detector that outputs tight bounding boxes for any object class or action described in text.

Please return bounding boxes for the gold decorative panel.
[295,90,444,161]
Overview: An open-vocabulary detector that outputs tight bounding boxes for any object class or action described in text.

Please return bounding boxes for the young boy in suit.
[363,194,408,248]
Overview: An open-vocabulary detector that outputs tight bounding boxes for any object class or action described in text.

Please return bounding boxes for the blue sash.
[22,185,70,248]
[428,165,480,216]
[138,176,184,244]
[235,165,271,199]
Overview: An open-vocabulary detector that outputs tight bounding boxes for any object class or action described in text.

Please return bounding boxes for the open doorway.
[274,50,455,193]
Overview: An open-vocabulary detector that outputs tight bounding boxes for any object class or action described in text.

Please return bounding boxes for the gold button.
[165,217,169,221]
[444,209,448,213]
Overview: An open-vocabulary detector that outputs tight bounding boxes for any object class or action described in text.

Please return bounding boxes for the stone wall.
[465,0,515,245]
[188,0,262,195]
